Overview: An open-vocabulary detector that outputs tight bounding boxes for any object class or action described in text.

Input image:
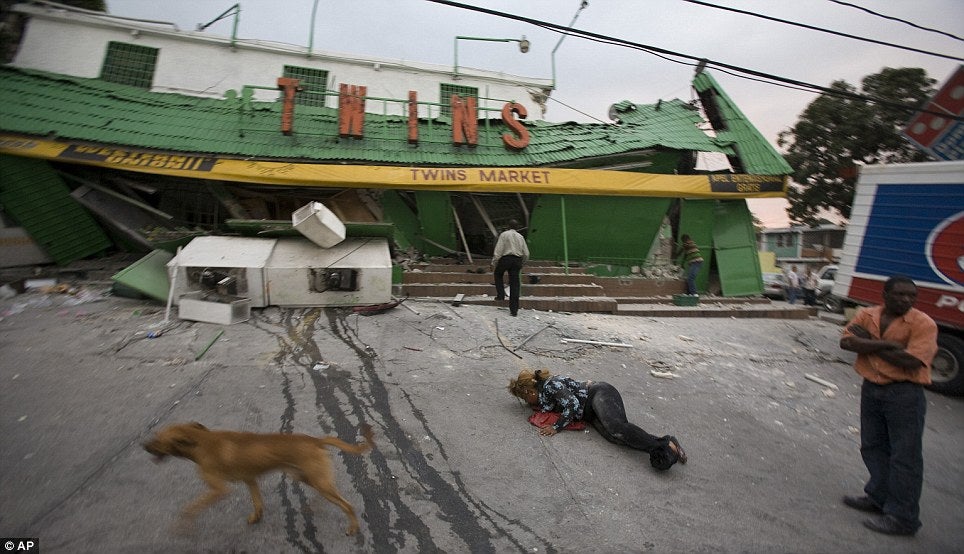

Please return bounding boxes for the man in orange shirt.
[839,276,938,537]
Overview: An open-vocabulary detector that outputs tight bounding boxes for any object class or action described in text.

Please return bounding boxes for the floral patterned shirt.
[537,376,590,430]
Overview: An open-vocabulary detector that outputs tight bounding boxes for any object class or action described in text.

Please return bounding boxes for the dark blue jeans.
[685,260,702,294]
[860,380,926,531]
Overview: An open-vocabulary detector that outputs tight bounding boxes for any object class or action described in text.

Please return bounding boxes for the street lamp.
[453,36,530,79]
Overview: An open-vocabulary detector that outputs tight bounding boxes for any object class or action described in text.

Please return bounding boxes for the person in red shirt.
[839,275,938,536]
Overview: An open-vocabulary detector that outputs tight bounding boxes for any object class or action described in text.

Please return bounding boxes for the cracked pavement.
[1,287,962,553]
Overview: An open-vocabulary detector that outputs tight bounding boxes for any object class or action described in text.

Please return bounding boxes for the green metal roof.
[691,71,794,175]
[0,66,788,174]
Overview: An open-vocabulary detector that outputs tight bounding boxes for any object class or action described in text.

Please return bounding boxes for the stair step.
[615,303,818,319]
[415,263,587,274]
[612,296,772,305]
[402,271,597,285]
[399,295,817,319]
[414,295,618,314]
[592,277,686,297]
[397,258,812,318]
[397,283,606,298]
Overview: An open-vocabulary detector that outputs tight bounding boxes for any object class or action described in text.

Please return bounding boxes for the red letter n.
[451,95,478,147]
[339,84,366,139]
[277,77,301,135]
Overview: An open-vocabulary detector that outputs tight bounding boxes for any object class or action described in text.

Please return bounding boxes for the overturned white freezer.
[169,236,392,308]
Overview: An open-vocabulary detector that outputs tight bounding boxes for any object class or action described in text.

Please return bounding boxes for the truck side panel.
[833,161,964,330]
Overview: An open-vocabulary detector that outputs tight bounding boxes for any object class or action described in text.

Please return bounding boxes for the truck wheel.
[824,295,844,314]
[926,333,964,396]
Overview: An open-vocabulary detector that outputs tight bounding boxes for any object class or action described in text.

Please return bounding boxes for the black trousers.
[494,255,523,315]
[583,382,668,454]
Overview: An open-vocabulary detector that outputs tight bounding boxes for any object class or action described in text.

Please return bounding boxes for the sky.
[105,0,964,229]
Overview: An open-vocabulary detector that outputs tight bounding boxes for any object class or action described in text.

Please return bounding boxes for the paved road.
[1,287,962,553]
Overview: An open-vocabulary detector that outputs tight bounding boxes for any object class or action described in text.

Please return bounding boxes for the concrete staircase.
[395,259,818,319]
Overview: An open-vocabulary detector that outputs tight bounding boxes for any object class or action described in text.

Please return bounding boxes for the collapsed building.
[0,1,793,309]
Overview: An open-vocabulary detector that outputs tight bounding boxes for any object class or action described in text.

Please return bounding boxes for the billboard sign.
[903,65,964,161]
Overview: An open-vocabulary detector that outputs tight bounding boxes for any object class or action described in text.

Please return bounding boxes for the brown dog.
[143,422,374,535]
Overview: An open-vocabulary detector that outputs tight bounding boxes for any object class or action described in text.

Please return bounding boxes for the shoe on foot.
[862,514,917,536]
[668,437,687,464]
[843,495,882,513]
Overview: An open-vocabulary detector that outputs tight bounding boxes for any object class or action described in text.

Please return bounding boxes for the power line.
[679,0,963,62]
[826,0,963,42]
[545,95,609,124]
[423,0,964,121]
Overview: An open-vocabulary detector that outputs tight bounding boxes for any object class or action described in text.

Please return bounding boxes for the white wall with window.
[11,3,552,120]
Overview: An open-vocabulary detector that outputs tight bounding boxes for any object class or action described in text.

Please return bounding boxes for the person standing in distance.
[802,266,819,306]
[840,275,938,536]
[677,234,703,295]
[491,219,529,317]
[785,265,801,305]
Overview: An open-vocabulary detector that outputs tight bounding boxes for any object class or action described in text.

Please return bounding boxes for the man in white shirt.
[785,265,801,305]
[491,219,529,316]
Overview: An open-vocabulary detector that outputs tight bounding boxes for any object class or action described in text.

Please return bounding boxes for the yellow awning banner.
[0,135,787,198]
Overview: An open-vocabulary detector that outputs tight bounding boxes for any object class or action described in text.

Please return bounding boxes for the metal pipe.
[195,329,225,361]
[551,1,588,89]
[308,0,320,57]
[230,4,239,48]
[561,195,570,274]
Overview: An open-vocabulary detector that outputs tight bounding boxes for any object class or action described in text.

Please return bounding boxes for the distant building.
[758,223,845,268]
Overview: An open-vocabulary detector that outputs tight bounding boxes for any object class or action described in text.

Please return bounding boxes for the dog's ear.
[174,437,197,448]
[189,422,208,431]
[173,429,198,449]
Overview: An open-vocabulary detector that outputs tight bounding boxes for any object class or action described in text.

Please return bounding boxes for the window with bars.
[439,83,478,117]
[282,65,329,108]
[99,41,158,89]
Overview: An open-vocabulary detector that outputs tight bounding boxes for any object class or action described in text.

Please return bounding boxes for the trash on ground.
[650,370,677,379]
[560,338,633,348]
[804,373,838,390]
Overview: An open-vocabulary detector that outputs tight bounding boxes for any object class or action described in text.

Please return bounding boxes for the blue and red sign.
[928,211,964,287]
[851,183,964,328]
[903,65,964,161]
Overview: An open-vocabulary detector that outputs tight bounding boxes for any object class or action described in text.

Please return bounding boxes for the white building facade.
[10,1,553,120]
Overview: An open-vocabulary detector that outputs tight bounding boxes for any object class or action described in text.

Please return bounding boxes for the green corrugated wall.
[0,155,111,265]
[527,195,672,265]
[415,192,456,256]
[678,198,763,296]
[713,200,764,296]
[677,199,715,293]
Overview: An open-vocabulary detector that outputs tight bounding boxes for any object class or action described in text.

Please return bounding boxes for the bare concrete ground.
[1,286,962,554]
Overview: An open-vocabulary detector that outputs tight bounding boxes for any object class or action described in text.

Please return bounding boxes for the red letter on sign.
[451,95,478,147]
[339,84,367,138]
[277,77,301,135]
[502,102,529,150]
[408,91,419,145]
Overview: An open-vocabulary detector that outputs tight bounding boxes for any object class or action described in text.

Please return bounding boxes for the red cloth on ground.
[528,410,587,431]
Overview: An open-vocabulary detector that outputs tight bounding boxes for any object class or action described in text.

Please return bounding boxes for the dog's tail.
[317,423,375,456]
